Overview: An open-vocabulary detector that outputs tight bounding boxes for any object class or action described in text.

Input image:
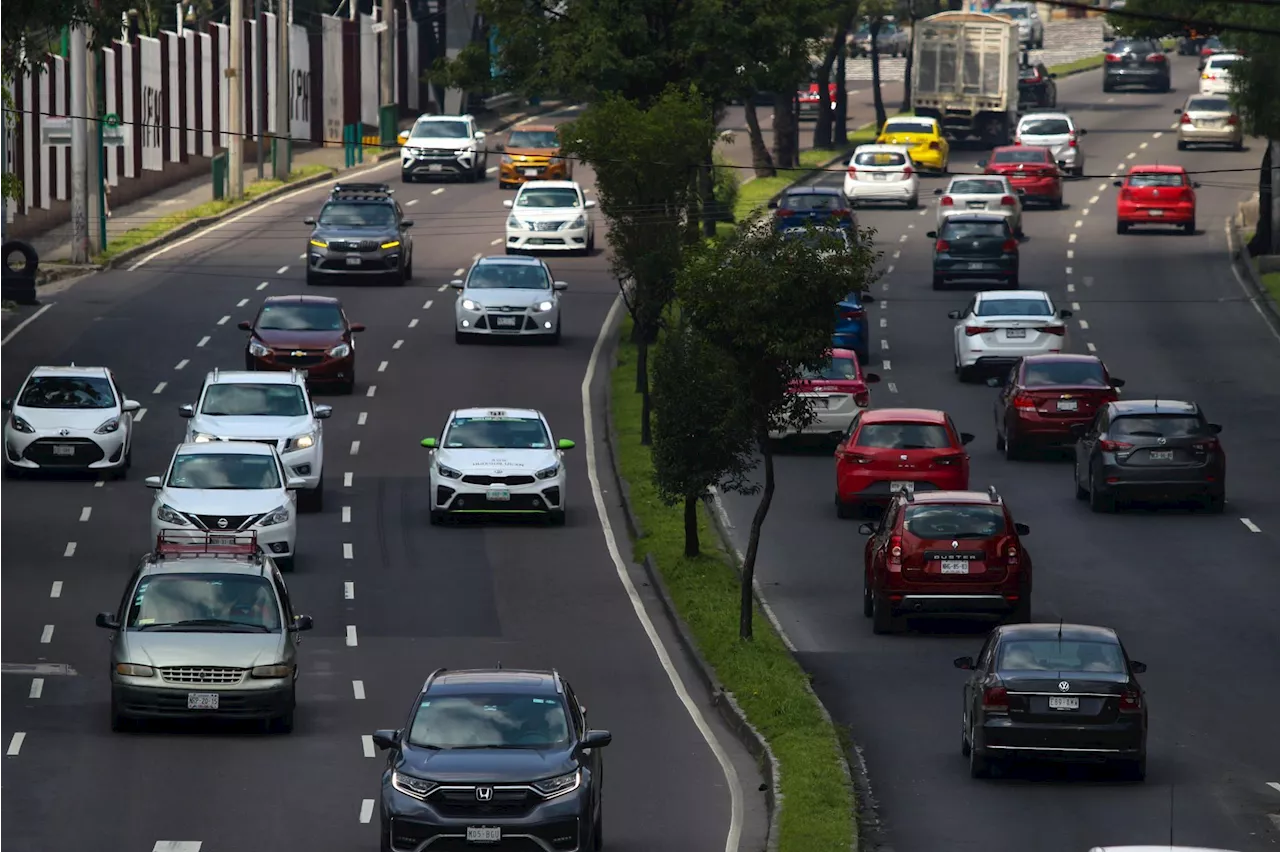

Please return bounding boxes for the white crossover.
[146,441,304,570]
[421,407,575,525]
[1199,54,1240,95]
[452,255,568,344]
[503,180,597,255]
[842,144,919,208]
[936,175,1023,235]
[1015,112,1087,176]
[179,369,331,511]
[950,290,1072,380]
[400,113,488,182]
[3,365,140,478]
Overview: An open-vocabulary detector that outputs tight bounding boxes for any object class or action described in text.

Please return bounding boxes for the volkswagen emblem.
[58,428,71,437]
[217,517,229,529]
[1156,437,1167,445]
[951,540,959,550]
[1058,681,1071,692]
[476,786,494,801]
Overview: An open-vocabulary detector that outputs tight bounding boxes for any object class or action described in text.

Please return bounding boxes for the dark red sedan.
[980,146,1063,208]
[991,354,1126,459]
[240,295,365,394]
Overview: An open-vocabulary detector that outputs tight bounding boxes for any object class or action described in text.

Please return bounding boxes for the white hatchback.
[950,290,1071,380]
[1199,54,1240,95]
[504,180,597,255]
[1015,112,1087,176]
[936,175,1023,235]
[843,145,919,208]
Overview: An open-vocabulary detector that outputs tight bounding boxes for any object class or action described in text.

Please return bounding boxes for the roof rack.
[552,668,563,694]
[421,667,447,694]
[332,182,393,196]
[153,530,263,559]
[987,485,999,504]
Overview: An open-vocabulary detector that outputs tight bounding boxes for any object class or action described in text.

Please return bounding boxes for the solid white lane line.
[357,412,368,426]
[63,542,76,557]
[152,843,202,852]
[353,680,366,699]
[29,678,43,699]
[490,238,503,245]
[276,266,289,275]
[1153,132,1163,139]
[377,361,388,373]
[437,284,448,292]
[343,543,354,560]
[393,340,404,349]
[257,281,269,290]
[1079,319,1090,330]
[1139,142,1148,150]
[1073,220,1083,229]
[431,188,445,195]
[1126,152,1136,160]
[79,507,92,522]
[343,506,352,523]
[0,303,55,347]
[409,318,419,328]
[887,382,898,393]
[1241,518,1262,533]
[350,441,361,455]
[343,472,354,487]
[153,381,167,394]
[50,581,63,598]
[197,336,210,348]
[346,625,358,646]
[362,735,376,758]
[1088,196,1099,205]
[174,359,189,371]
[344,581,355,599]
[1087,342,1097,352]
[453,267,465,276]
[360,800,376,823]
[40,625,54,644]
[7,733,26,756]
[405,198,418,206]
[1068,233,1078,243]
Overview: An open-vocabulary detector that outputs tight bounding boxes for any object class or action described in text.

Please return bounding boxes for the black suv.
[1102,38,1172,93]
[304,183,415,286]
[373,668,611,852]
[927,214,1019,290]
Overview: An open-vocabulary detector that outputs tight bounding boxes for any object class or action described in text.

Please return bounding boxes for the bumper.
[1104,69,1169,88]
[432,477,565,514]
[958,340,1060,369]
[457,306,560,336]
[402,156,474,179]
[500,162,571,185]
[151,519,296,557]
[1009,180,1062,202]
[278,448,322,489]
[770,406,862,439]
[939,208,1016,229]
[506,227,589,252]
[837,474,966,504]
[1006,411,1090,443]
[247,352,355,387]
[979,717,1144,759]
[112,680,293,721]
[1097,464,1222,498]
[1198,81,1231,95]
[1118,206,1195,225]
[909,148,946,170]
[881,591,1018,617]
[4,429,127,471]
[1178,125,1241,145]
[308,249,402,277]
[845,179,917,202]
[382,786,589,852]
[934,258,1019,282]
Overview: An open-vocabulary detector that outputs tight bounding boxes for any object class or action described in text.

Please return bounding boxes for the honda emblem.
[476,786,494,801]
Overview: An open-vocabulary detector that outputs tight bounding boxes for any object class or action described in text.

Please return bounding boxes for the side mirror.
[986,377,1001,388]
[371,729,400,751]
[421,437,438,449]
[1130,661,1148,674]
[557,438,576,450]
[1015,187,1027,196]
[303,217,316,225]
[237,320,253,331]
[474,131,486,140]
[493,143,505,152]
[95,612,120,630]
[860,293,876,303]
[1014,522,1031,536]
[948,309,962,319]
[396,131,410,146]
[121,399,141,414]
[977,159,987,168]
[584,199,598,209]
[1206,423,1222,435]
[178,404,195,418]
[953,655,975,670]
[864,372,881,384]
[286,477,307,490]
[349,323,366,333]
[449,279,464,289]
[503,199,514,209]
[933,188,943,195]
[1069,423,1087,438]
[766,199,779,209]
[926,230,938,239]
[960,432,975,445]
[144,475,163,488]
[1113,180,1123,187]
[292,614,314,631]
[1078,128,1088,135]
[581,729,612,749]
[1059,309,1073,318]
[553,281,569,291]
[402,219,415,228]
[1192,182,1201,189]
[313,404,333,420]
[1174,108,1183,115]
[857,523,875,535]
[1111,377,1126,388]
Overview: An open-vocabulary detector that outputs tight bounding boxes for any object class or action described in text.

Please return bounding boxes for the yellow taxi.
[496,124,573,188]
[875,115,950,173]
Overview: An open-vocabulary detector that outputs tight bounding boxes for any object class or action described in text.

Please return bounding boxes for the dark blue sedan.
[834,290,875,365]
[768,186,856,232]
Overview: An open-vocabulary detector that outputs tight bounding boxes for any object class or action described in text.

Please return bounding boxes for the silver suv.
[304,183,415,286]
[400,113,489,182]
[95,532,314,733]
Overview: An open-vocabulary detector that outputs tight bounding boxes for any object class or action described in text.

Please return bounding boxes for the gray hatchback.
[305,183,415,286]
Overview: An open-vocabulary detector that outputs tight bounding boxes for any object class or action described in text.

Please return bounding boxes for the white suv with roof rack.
[400,113,489,182]
[179,369,330,512]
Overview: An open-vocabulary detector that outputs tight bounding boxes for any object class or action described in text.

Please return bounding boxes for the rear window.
[1023,360,1107,386]
[1186,97,1230,112]
[1110,414,1207,439]
[882,121,935,136]
[904,505,1006,538]
[1018,67,1043,81]
[976,298,1052,317]
[992,149,1051,164]
[855,422,951,449]
[1019,118,1071,136]
[942,221,1008,239]
[993,6,1028,17]
[1127,172,1186,188]
[854,150,907,167]
[800,356,859,381]
[1207,56,1238,69]
[950,179,1006,195]
[1114,39,1159,53]
[997,640,1127,673]
[781,192,846,211]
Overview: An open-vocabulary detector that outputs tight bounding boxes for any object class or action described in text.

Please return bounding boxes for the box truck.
[911,11,1020,146]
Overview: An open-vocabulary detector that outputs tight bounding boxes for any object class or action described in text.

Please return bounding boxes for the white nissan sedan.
[503,180,597,255]
[950,290,1072,381]
[842,144,919,208]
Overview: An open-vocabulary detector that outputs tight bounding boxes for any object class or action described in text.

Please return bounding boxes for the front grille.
[23,438,106,466]
[327,239,380,252]
[531,221,565,231]
[275,352,326,367]
[160,666,246,685]
[186,513,262,531]
[461,474,536,486]
[451,493,550,512]
[430,788,536,818]
[476,315,538,331]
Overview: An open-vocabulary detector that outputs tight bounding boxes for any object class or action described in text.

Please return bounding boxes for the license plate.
[486,488,511,501]
[1148,209,1164,217]
[467,827,501,843]
[967,262,986,270]
[809,397,829,408]
[345,256,361,266]
[1005,328,1027,338]
[1057,400,1078,411]
[428,164,444,172]
[52,444,76,456]
[494,316,518,327]
[888,481,915,493]
[872,173,887,180]
[1048,696,1079,711]
[1201,119,1223,127]
[210,535,237,545]
[967,201,986,209]
[938,559,970,574]
[527,238,544,245]
[187,693,219,710]
[1149,450,1174,461]
[523,168,540,176]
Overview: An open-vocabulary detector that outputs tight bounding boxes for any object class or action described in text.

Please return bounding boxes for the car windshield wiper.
[140,619,270,632]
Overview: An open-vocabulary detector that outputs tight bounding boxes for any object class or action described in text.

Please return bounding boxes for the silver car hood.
[121,631,288,669]
[189,414,314,441]
[461,288,554,308]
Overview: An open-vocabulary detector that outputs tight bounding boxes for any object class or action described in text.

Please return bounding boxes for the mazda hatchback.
[980,146,1064,208]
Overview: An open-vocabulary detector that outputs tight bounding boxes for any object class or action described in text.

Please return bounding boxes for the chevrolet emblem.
[291,350,306,357]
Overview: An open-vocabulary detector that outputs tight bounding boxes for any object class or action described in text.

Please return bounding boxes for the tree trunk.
[743,97,776,177]
[870,22,887,130]
[1246,141,1274,257]
[835,26,850,144]
[901,20,915,111]
[813,27,843,150]
[684,494,700,556]
[637,337,653,445]
[772,92,797,169]
[739,430,776,640]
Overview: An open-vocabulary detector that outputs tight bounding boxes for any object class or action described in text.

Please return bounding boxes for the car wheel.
[1233,140,1244,151]
[430,510,446,526]
[1102,80,1114,93]
[1003,430,1021,461]
[932,275,946,290]
[405,257,414,281]
[961,712,971,756]
[2,462,23,480]
[871,593,897,635]
[380,820,393,852]
[835,493,855,520]
[906,195,918,210]
[1008,274,1019,289]
[587,231,596,253]
[593,803,604,851]
[111,460,128,481]
[1089,470,1115,514]
[957,364,973,384]
[995,427,1005,451]
[1006,595,1031,624]
[1050,195,1063,210]
[1074,463,1088,500]
[270,702,295,734]
[1116,756,1146,782]
[1176,140,1187,151]
[305,269,321,286]
[505,247,517,255]
[550,321,562,345]
[300,478,324,513]
[1116,221,1129,235]
[548,509,566,526]
[856,347,870,367]
[339,378,356,395]
[401,173,414,184]
[1203,491,1225,513]
[969,722,991,778]
[1183,219,1196,235]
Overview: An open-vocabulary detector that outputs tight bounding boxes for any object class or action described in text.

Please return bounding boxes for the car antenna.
[496,660,502,669]
[1057,618,1064,642]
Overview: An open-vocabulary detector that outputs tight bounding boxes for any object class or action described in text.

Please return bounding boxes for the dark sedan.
[767,186,856,232]
[927,214,1019,290]
[1103,38,1171,93]
[955,622,1148,780]
[240,295,365,395]
[1017,62,1057,108]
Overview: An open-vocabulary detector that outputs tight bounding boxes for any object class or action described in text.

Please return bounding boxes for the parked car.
[1114,165,1199,235]
[1174,95,1244,150]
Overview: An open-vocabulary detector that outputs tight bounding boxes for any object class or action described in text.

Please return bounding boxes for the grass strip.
[1260,269,1280,302]
[94,163,335,264]
[610,316,855,852]
[1047,54,1105,75]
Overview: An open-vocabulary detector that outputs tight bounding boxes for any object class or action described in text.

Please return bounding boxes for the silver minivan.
[95,532,313,733]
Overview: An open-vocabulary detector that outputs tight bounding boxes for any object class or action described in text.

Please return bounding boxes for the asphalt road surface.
[0,105,769,852]
[715,56,1280,851]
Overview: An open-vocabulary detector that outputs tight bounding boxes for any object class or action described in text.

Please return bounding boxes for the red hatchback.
[834,408,974,518]
[981,146,1063,208]
[798,82,839,118]
[859,487,1033,633]
[992,354,1126,458]
[1115,165,1199,234]
[240,295,365,394]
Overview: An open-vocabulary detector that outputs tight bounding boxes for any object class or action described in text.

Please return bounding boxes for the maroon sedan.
[981,146,1064,208]
[240,295,364,394]
[992,354,1126,458]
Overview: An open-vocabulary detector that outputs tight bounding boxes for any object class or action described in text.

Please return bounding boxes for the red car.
[240,295,365,394]
[773,349,881,440]
[991,354,1126,458]
[981,146,1063,208]
[1115,165,1199,235]
[859,487,1033,633]
[834,407,974,518]
[798,82,839,118]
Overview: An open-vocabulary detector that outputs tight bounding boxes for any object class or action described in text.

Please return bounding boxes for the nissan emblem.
[217,518,229,529]
[476,786,494,801]
[1058,681,1071,692]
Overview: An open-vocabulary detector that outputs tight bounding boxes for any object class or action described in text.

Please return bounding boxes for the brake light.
[1192,438,1220,451]
[933,453,965,466]
[982,685,1010,712]
[1105,53,1121,63]
[1119,189,1133,203]
[1099,439,1134,452]
[935,239,951,252]
[840,308,866,321]
[1001,238,1018,253]
[1036,325,1065,335]
[940,195,954,206]
[928,141,941,151]
[1227,115,1239,125]
[889,534,903,566]
[1119,689,1143,713]
[1012,392,1036,410]
[847,166,857,177]
[1068,134,1078,148]
[837,449,872,464]
[1013,136,1021,145]
[1147,53,1166,63]
[1025,71,1041,83]
[1000,195,1016,207]
[902,165,914,176]
[965,325,993,336]
[1179,113,1192,124]
[833,208,852,218]
[776,208,795,217]
[1203,73,1217,81]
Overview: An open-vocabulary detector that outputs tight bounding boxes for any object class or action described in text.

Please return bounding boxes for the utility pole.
[254,0,263,179]
[274,0,290,178]
[380,0,393,108]
[228,0,245,198]
[85,41,104,254]
[69,26,90,263]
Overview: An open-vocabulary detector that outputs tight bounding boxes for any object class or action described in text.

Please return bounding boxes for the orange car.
[497,124,573,188]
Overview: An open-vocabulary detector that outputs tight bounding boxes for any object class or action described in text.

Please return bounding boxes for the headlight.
[259,504,291,526]
[248,340,271,357]
[392,771,437,800]
[532,769,581,799]
[328,342,351,358]
[507,216,523,230]
[95,417,121,434]
[190,432,217,443]
[461,299,480,312]
[115,663,155,677]
[533,300,554,313]
[156,503,189,525]
[535,464,560,480]
[456,148,472,158]
[437,463,462,479]
[502,154,514,164]
[567,215,585,229]
[380,239,401,250]
[548,156,564,165]
[251,664,293,678]
[288,433,316,451]
[309,238,328,248]
[8,414,34,434]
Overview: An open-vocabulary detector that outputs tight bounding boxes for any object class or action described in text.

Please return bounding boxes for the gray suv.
[305,183,415,286]
[95,532,314,733]
[1102,38,1172,93]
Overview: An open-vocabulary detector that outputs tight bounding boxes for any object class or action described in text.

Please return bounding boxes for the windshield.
[1186,97,1230,112]
[993,149,1051,164]
[200,384,309,417]
[466,264,550,290]
[317,202,396,228]
[950,179,1006,195]
[127,573,282,632]
[883,121,935,136]
[167,453,283,489]
[1110,415,1208,438]
[780,192,846,212]
[516,188,582,209]
[943,221,1007,239]
[257,304,344,331]
[507,130,559,149]
[904,505,1006,538]
[1128,172,1185,188]
[800,356,859,381]
[412,120,469,139]
[994,6,1028,17]
[854,150,907,167]
[976,298,1052,317]
[1024,361,1107,387]
[17,375,116,409]
[443,416,551,449]
[997,640,1127,674]
[1019,118,1071,136]
[855,422,951,449]
[408,693,571,749]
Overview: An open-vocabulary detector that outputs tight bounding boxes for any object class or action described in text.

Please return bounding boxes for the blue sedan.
[768,186,856,232]
[834,290,876,366]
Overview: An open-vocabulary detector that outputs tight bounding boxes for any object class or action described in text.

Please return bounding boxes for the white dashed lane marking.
[1073,220,1083,229]
[453,268,465,276]
[892,250,901,259]
[350,441,361,456]
[393,340,404,349]
[1126,152,1136,160]
[1079,319,1090,330]
[40,625,54,644]
[257,281,269,291]
[136,408,148,423]
[880,317,887,328]
[353,679,365,699]
[887,382,899,393]
[346,625,358,646]
[1116,163,1127,170]
[1241,518,1262,533]
[438,284,449,292]
[490,238,503,246]
[153,381,167,394]
[197,336,210,348]
[343,543,355,560]
[276,266,289,275]
[63,542,76,558]
[343,506,352,523]
[174,359,189,371]
[1088,196,1099,205]
[1071,302,1081,311]
[152,843,202,852]
[7,733,26,756]
[431,188,445,196]
[362,735,376,758]
[409,318,419,328]
[1069,233,1078,244]
[1067,249,1074,259]
[1087,342,1097,352]
[29,678,43,699]
[343,472,354,487]
[1267,781,1280,793]
[899,234,907,242]
[237,298,250,307]
[220,313,233,323]
[1066,267,1073,275]
[1153,132,1163,139]
[1097,182,1109,192]
[405,198,418,206]
[50,581,62,598]
[882,359,892,371]
[1139,142,1148,150]
[377,361,388,373]
[357,412,368,426]
[360,800,376,824]
[1081,208,1089,216]
[367,386,377,398]
[886,265,895,275]
[345,581,355,599]
[1068,283,1076,293]
[881,339,889,350]
[473,253,481,261]
[79,507,91,522]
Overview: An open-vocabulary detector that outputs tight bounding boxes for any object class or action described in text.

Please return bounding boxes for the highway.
[715,56,1280,851]
[0,106,769,852]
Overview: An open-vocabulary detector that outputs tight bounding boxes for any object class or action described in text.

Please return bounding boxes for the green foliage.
[423,41,493,92]
[2,85,20,203]
[709,150,740,223]
[2,0,135,76]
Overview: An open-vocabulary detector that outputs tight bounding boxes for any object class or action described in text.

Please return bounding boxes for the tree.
[862,0,897,130]
[650,325,758,556]
[813,6,857,150]
[558,87,720,445]
[677,221,878,639]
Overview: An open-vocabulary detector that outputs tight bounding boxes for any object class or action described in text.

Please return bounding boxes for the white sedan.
[451,254,567,344]
[420,407,574,526]
[1199,54,1240,95]
[950,290,1072,381]
[3,365,139,478]
[842,144,919,208]
[936,175,1023,236]
[503,180,597,255]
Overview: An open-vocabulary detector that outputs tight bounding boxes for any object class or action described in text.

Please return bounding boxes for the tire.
[1183,219,1196,235]
[391,268,407,287]
[2,462,23,480]
[1089,470,1115,514]
[871,594,897,634]
[906,195,918,210]
[277,555,295,572]
[1176,140,1187,151]
[300,478,324,513]
[1102,80,1114,93]
[339,378,356,396]
[1074,463,1088,500]
[856,347,870,368]
[1116,221,1129,235]
[969,722,992,778]
[932,275,946,290]
[306,269,321,287]
[958,364,974,384]
[1,240,38,276]
[1008,274,1019,289]
[430,510,446,526]
[550,321,562,345]
[111,460,128,481]
[862,581,873,617]
[1050,195,1063,210]
[587,230,596,253]
[593,808,603,851]
[109,694,134,732]
[270,704,295,734]
[961,713,971,756]
[380,821,393,852]
[995,427,1006,452]
[404,257,414,282]
[548,509,566,526]
[1233,140,1244,151]
[836,495,855,520]
[401,173,414,184]
[1006,595,1031,624]
[1203,491,1225,514]
[1003,427,1022,461]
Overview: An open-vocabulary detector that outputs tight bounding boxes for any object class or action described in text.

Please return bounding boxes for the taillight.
[965,325,993,336]
[1025,71,1041,83]
[854,390,870,408]
[847,166,858,177]
[1147,53,1166,63]
[1203,73,1217,81]
[833,208,852,218]
[902,165,914,176]
[982,685,1010,712]
[1012,392,1036,410]
[928,141,941,151]
[776,208,795,217]
[1035,325,1065,335]
[1068,134,1078,148]
[1179,113,1192,124]
[935,239,951,252]
[1000,195,1016,207]
[933,453,965,466]
[1119,689,1142,713]
[1192,438,1220,451]
[1227,115,1239,125]
[1013,136,1022,145]
[1105,53,1121,63]
[837,449,872,464]
[1099,439,1134,452]
[840,309,865,321]
[940,195,954,206]
[1001,238,1018,253]
[1119,189,1133,203]
[889,534,903,566]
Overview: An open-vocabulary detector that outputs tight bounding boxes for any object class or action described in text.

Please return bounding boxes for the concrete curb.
[1225,213,1280,338]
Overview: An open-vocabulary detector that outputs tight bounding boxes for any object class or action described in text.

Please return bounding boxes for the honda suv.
[859,487,1033,634]
[305,183,414,286]
[373,668,611,852]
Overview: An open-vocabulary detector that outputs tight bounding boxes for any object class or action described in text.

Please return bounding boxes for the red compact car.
[859,487,1033,634]
[834,407,974,518]
[1115,165,1199,234]
[981,146,1063,208]
[992,354,1126,458]
[240,295,365,394]
[798,82,839,118]
[773,349,881,440]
